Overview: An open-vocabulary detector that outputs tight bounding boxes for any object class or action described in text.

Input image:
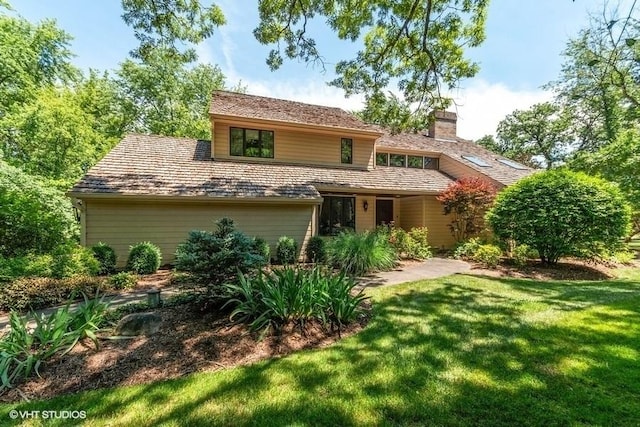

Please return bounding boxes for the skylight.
[497,158,528,170]
[461,155,490,167]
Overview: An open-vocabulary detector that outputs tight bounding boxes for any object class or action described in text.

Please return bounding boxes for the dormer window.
[230,127,274,158]
[376,152,439,170]
[341,138,353,164]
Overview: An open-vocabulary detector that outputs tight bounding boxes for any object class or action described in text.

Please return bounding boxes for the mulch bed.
[0,303,370,403]
[467,258,627,281]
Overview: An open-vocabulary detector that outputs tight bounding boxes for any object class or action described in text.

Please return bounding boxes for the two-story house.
[68,90,533,265]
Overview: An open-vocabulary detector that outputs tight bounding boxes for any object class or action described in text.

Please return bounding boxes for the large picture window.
[319,196,355,236]
[230,127,274,158]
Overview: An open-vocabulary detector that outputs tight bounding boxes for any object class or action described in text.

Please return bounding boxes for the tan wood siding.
[423,196,456,249]
[85,200,315,266]
[399,196,424,230]
[355,195,375,232]
[213,122,374,169]
[439,155,503,188]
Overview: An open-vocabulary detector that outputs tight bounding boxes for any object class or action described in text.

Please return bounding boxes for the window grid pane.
[229,127,274,158]
[376,152,388,166]
[389,154,406,167]
[408,155,423,169]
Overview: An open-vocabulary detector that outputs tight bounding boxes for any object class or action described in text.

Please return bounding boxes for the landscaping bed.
[0,301,370,403]
[467,258,623,281]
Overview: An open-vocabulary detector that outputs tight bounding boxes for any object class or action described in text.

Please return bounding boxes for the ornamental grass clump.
[224,266,367,337]
[326,230,396,276]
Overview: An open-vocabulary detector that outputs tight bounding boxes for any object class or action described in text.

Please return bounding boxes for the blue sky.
[11,0,635,139]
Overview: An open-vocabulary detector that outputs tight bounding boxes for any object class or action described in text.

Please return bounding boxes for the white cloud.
[451,80,552,140]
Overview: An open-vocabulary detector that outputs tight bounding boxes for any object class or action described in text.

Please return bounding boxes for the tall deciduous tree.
[490,102,573,169]
[254,0,489,126]
[115,47,230,139]
[121,0,226,60]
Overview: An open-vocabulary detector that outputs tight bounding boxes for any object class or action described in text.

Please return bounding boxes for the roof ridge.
[212,90,350,113]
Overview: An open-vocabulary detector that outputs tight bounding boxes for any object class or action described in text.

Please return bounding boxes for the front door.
[376,199,394,226]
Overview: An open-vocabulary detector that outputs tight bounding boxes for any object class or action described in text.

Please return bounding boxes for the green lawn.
[4,269,640,426]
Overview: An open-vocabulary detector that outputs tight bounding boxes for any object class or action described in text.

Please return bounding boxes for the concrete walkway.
[0,258,469,331]
[357,257,470,290]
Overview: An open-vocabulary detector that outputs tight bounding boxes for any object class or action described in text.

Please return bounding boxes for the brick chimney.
[428,110,457,140]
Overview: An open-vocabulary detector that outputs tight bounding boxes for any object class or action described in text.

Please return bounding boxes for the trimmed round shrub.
[305,236,327,263]
[91,242,117,275]
[512,244,538,267]
[51,244,100,279]
[126,242,162,274]
[453,237,482,260]
[406,227,432,260]
[487,170,632,264]
[473,244,502,268]
[108,271,138,290]
[276,236,298,265]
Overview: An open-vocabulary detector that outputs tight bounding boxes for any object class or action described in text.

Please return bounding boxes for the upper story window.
[341,138,353,164]
[389,154,406,167]
[376,152,388,166]
[376,152,439,170]
[230,127,274,158]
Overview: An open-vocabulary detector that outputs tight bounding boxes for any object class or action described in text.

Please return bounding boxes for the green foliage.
[327,230,397,276]
[453,237,482,260]
[0,294,108,391]
[406,227,432,260]
[356,91,431,133]
[305,236,327,263]
[492,102,573,169]
[121,0,225,61]
[175,218,266,304]
[254,1,488,126]
[276,236,298,265]
[512,244,538,267]
[0,275,106,312]
[116,47,229,139]
[0,254,53,281]
[224,267,367,336]
[437,177,497,242]
[487,170,632,264]
[51,244,100,279]
[0,159,77,257]
[126,242,162,274]
[91,242,117,275]
[570,128,640,238]
[473,244,502,269]
[606,250,636,265]
[108,272,138,290]
[252,237,271,264]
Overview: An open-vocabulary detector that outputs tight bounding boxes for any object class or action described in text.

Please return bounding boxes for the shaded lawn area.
[4,269,640,426]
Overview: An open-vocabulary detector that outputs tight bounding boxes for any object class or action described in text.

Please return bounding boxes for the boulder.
[115,312,161,336]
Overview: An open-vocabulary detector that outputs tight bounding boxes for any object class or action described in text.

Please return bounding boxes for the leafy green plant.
[0,294,108,391]
[51,244,100,278]
[108,271,138,290]
[512,244,538,267]
[91,242,117,275]
[0,275,106,312]
[126,242,162,274]
[224,266,367,337]
[253,237,271,263]
[0,159,78,258]
[0,253,53,281]
[327,230,396,276]
[385,226,411,257]
[473,244,502,268]
[487,170,632,264]
[406,227,432,260]
[453,237,482,260]
[276,236,298,265]
[305,236,327,263]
